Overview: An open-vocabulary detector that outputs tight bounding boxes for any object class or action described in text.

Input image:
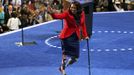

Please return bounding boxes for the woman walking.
[48,1,89,75]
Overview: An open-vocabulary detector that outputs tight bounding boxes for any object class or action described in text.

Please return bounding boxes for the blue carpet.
[0,11,134,75]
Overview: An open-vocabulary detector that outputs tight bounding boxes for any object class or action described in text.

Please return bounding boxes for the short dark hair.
[11,11,17,18]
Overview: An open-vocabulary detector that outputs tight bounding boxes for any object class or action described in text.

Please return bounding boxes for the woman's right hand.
[47,6,53,14]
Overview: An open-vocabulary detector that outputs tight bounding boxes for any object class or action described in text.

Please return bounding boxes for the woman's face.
[70,4,77,14]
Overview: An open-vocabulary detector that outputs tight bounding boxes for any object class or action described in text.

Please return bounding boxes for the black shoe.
[59,66,66,75]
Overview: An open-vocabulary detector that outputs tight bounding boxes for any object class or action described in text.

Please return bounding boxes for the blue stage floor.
[0,11,134,75]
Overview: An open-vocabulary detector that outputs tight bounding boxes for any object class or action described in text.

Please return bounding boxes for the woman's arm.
[51,11,67,19]
[80,11,88,38]
[48,6,67,19]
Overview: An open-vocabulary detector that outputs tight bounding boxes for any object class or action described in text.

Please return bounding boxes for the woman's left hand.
[84,37,89,40]
[80,36,89,41]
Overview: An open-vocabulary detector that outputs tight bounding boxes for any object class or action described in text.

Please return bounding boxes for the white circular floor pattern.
[45,30,134,52]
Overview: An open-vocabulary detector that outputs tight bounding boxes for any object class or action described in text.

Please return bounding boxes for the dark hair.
[70,1,82,15]
[52,0,60,5]
[69,1,82,25]
[11,11,17,18]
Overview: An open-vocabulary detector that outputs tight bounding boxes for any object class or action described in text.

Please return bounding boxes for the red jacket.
[51,10,88,39]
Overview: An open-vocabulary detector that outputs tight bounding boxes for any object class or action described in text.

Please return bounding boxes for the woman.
[48,1,89,75]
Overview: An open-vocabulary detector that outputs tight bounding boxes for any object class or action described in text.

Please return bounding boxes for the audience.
[94,0,134,12]
[0,0,59,33]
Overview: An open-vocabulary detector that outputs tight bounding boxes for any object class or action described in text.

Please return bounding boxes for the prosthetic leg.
[66,57,78,67]
[59,54,67,75]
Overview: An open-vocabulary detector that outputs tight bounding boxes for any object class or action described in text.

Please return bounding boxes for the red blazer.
[51,10,88,39]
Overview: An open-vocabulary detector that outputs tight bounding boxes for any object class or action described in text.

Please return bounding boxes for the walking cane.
[86,39,91,75]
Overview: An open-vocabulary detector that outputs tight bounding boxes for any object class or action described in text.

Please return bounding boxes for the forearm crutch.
[86,39,91,75]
